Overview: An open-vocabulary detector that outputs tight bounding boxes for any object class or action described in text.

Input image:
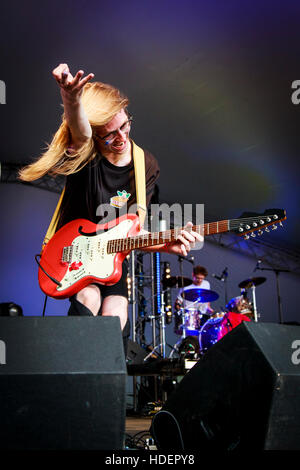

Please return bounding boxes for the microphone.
[212,267,228,282]
[253,259,261,272]
[178,255,194,264]
[222,267,228,278]
[212,273,222,281]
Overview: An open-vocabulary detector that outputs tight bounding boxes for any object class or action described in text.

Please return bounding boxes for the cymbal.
[183,288,219,302]
[238,277,266,289]
[163,276,192,288]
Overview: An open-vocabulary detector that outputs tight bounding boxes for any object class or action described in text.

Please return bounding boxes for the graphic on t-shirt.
[110,190,131,208]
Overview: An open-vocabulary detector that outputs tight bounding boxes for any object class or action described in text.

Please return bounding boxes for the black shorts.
[68,260,129,323]
[94,259,129,300]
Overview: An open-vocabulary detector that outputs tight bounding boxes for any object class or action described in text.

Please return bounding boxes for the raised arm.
[52,63,94,149]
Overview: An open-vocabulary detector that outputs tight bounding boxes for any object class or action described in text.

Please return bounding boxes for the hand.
[165,222,203,256]
[52,63,94,101]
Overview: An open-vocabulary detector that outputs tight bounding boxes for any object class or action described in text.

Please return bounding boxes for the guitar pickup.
[62,246,73,264]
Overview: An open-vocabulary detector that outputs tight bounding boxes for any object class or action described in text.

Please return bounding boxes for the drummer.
[174,265,214,333]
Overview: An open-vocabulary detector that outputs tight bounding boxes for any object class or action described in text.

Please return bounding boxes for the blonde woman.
[20,63,202,353]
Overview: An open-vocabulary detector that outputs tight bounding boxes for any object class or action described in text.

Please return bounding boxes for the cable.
[42,295,48,317]
[35,254,62,287]
[151,409,185,450]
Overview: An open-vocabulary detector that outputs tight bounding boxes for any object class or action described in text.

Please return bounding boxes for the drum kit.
[166,275,267,359]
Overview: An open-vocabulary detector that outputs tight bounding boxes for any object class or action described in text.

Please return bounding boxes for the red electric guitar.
[38,209,286,299]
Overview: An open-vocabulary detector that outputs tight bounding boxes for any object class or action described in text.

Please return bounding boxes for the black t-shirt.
[56,147,160,230]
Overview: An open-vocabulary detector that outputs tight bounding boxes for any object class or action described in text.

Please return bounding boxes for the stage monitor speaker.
[151,322,300,451]
[126,339,148,365]
[0,316,127,450]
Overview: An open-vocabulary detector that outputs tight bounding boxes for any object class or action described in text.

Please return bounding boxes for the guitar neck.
[107,220,229,254]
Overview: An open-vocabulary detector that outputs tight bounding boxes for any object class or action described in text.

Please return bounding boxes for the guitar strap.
[41,186,65,251]
[131,139,147,230]
[41,139,146,251]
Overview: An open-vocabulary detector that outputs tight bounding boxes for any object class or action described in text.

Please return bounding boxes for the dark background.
[1,0,300,252]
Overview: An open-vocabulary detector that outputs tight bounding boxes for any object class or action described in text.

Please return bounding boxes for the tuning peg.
[250,232,256,238]
[279,221,283,227]
[265,227,270,232]
[258,230,263,236]
[266,217,271,222]
[244,234,250,240]
[238,227,244,232]
[272,224,278,230]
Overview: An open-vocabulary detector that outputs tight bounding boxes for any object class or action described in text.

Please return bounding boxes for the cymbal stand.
[250,285,259,322]
[159,290,167,358]
[256,265,290,324]
[144,290,169,360]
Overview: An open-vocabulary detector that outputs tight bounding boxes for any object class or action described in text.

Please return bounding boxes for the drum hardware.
[170,288,219,359]
[199,310,251,354]
[250,263,291,324]
[238,277,266,290]
[182,288,219,303]
[225,294,253,318]
[238,276,266,322]
[144,289,172,362]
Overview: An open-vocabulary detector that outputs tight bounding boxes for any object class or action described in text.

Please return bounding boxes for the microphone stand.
[212,268,229,306]
[255,265,290,324]
[177,255,194,339]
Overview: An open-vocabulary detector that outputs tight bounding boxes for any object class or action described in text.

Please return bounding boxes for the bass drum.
[199,311,251,354]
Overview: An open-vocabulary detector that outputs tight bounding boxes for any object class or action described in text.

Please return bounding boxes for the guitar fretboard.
[107,220,229,254]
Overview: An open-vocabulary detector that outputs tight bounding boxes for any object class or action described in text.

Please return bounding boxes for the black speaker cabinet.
[0,316,127,450]
[151,322,300,451]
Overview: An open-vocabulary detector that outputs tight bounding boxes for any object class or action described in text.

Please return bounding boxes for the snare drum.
[199,311,251,353]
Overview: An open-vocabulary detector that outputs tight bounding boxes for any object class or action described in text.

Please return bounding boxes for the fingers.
[52,63,94,90]
[52,63,70,84]
[183,221,203,243]
[175,221,203,256]
[78,72,95,88]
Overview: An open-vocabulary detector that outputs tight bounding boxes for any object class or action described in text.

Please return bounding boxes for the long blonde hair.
[19,82,129,181]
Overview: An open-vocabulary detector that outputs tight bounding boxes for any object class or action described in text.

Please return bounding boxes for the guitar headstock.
[230,209,286,239]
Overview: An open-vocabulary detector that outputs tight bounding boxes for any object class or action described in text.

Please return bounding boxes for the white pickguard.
[57,219,134,292]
